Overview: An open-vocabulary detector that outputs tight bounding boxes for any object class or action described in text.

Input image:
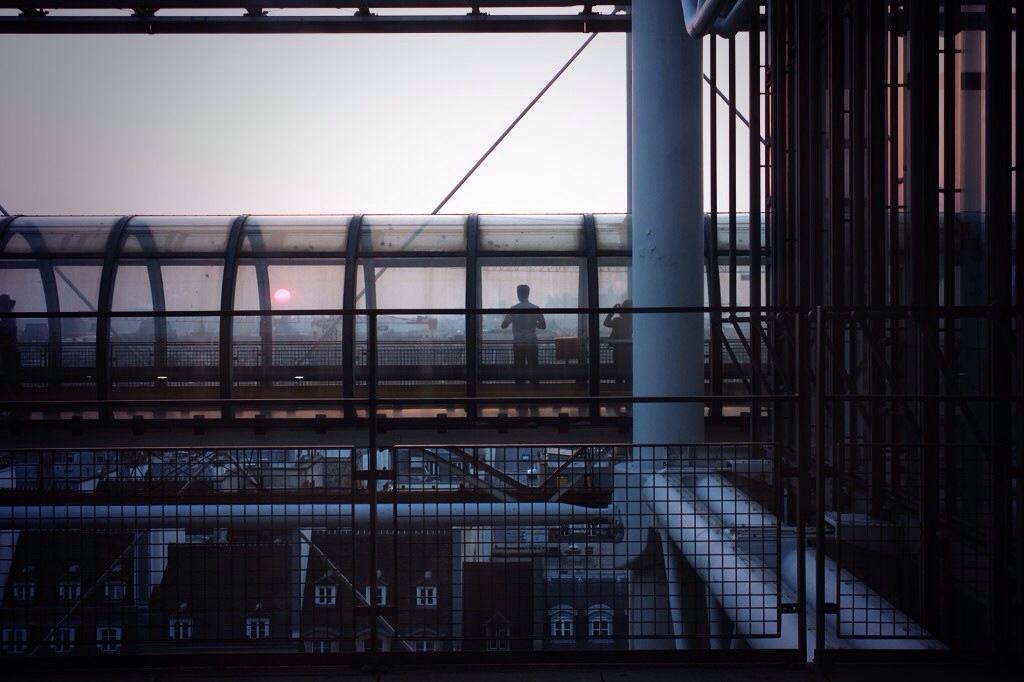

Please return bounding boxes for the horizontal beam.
[0,13,629,34]
[0,1,622,7]
[0,501,612,529]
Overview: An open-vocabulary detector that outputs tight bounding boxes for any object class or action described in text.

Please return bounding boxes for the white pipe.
[780,550,946,650]
[0,503,609,530]
[692,473,776,528]
[690,473,945,650]
[643,473,841,656]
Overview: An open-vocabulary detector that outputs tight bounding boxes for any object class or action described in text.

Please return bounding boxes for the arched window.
[548,604,575,639]
[587,604,614,638]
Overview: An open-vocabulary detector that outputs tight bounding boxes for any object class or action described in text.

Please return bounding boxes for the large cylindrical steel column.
[631,0,705,454]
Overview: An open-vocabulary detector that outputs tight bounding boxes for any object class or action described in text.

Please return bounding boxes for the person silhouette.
[501,284,546,386]
[0,293,19,393]
[603,299,632,385]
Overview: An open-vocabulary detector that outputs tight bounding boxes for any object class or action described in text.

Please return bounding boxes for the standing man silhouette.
[501,284,546,386]
[0,293,19,394]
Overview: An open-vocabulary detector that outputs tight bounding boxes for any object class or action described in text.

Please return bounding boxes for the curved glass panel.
[0,216,118,255]
[241,216,350,254]
[480,260,583,339]
[594,214,631,252]
[477,215,584,252]
[55,263,103,342]
[714,213,765,252]
[360,215,466,253]
[355,259,465,311]
[0,262,45,314]
[233,262,345,396]
[355,259,467,410]
[121,216,234,254]
[234,262,345,312]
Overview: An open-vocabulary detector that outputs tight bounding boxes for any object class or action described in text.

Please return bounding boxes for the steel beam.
[0,14,629,34]
[0,501,611,529]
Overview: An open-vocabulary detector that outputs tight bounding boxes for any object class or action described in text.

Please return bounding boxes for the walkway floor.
[7,663,1021,682]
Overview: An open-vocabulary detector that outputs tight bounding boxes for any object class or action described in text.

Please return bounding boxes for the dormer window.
[169,618,193,640]
[314,584,337,606]
[415,585,438,607]
[52,627,76,653]
[362,584,387,606]
[96,626,121,653]
[59,580,82,601]
[2,628,28,654]
[105,580,126,601]
[246,616,270,640]
[12,581,35,602]
[416,570,438,607]
[484,612,511,651]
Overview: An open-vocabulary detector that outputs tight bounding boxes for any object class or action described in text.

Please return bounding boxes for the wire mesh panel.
[0,443,796,659]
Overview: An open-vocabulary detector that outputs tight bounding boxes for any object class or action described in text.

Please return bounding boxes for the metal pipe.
[643,473,840,656]
[0,502,609,530]
[690,473,945,650]
[780,549,945,650]
[692,473,775,528]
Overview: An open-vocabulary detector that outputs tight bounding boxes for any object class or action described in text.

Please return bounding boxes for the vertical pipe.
[465,213,479,418]
[985,0,1014,652]
[1015,2,1024,657]
[631,0,705,453]
[907,0,943,635]
[748,11,763,442]
[728,36,738,317]
[867,0,890,519]
[709,34,725,425]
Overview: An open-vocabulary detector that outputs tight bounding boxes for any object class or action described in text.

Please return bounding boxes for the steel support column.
[631,0,704,455]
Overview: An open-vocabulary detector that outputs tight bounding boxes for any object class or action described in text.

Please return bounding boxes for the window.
[246,617,270,640]
[169,618,193,640]
[549,605,575,639]
[2,628,28,654]
[355,633,390,652]
[59,580,82,601]
[362,585,387,606]
[486,626,510,651]
[12,581,34,602]
[314,584,337,606]
[588,604,614,639]
[551,617,573,638]
[105,580,126,601]
[415,639,437,652]
[52,627,75,653]
[416,585,438,607]
[96,627,122,653]
[589,616,612,638]
[304,639,339,653]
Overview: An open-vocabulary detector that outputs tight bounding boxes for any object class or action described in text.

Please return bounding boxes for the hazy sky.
[0,10,629,216]
[1,7,764,217]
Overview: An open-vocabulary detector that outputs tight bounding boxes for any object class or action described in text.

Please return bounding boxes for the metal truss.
[0,2,631,34]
